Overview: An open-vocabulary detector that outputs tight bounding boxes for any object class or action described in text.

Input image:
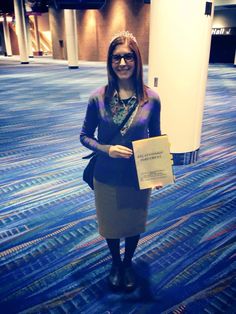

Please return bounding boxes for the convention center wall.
[0,0,235,64]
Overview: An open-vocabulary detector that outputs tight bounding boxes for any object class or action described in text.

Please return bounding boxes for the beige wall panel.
[76,0,149,63]
[49,7,66,59]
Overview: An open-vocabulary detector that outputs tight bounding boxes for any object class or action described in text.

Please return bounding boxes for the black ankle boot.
[123,265,137,292]
[108,264,122,290]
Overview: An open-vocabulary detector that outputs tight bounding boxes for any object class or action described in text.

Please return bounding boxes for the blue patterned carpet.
[0,57,235,314]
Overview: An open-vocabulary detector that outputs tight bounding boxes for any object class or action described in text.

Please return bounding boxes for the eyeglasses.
[111,53,135,64]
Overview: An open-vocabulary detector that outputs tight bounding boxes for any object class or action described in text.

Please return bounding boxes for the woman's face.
[111,43,135,82]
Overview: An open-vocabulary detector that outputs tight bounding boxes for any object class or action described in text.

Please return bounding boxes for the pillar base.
[33,51,43,56]
[172,149,199,165]
[29,56,34,58]
[68,66,79,69]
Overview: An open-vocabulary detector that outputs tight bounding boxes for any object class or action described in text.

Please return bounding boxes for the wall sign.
[212,28,236,35]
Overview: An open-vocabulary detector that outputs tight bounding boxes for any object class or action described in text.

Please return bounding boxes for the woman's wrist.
[104,145,112,155]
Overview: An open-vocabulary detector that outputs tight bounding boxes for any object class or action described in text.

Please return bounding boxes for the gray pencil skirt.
[94,178,151,239]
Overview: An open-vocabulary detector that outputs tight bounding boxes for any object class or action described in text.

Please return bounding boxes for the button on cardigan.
[80,86,161,188]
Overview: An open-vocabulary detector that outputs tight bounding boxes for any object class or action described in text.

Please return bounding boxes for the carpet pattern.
[0,58,235,314]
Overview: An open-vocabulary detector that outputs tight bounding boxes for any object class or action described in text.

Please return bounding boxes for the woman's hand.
[154,184,163,190]
[109,145,133,159]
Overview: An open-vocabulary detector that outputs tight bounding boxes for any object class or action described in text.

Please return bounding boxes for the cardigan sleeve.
[148,96,161,137]
[80,96,110,155]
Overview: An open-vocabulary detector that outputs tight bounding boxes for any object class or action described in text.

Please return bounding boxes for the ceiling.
[0,0,48,14]
[1,0,236,15]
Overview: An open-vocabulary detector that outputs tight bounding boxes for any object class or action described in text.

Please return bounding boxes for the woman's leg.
[106,238,122,266]
[123,234,140,266]
[123,234,140,291]
[106,238,122,289]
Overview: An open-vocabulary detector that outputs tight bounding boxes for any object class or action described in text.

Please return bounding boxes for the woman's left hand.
[154,184,163,190]
[108,145,133,159]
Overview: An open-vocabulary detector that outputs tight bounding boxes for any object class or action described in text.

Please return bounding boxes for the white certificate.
[132,135,174,189]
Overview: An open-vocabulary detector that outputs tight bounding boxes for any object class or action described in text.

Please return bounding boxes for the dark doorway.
[209,35,236,63]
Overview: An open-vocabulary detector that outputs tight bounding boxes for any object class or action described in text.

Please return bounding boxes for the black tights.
[106,234,140,267]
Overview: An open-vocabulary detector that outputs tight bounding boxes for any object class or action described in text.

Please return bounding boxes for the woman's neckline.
[118,86,135,100]
[120,96,132,101]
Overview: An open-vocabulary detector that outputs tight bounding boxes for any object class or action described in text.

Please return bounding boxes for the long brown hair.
[104,34,147,106]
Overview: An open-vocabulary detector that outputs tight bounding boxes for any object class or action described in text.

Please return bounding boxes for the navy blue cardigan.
[80,86,161,188]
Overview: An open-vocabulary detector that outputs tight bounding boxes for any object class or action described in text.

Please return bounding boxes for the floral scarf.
[110,91,139,136]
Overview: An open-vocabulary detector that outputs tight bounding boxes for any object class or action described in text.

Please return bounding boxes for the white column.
[64,9,78,68]
[148,0,214,164]
[33,15,43,55]
[26,16,34,58]
[13,0,29,63]
[234,49,236,66]
[3,16,12,56]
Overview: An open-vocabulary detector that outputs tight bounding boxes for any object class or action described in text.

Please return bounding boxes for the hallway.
[0,58,235,313]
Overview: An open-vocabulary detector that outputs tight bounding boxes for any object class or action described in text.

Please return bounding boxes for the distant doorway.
[210,35,236,63]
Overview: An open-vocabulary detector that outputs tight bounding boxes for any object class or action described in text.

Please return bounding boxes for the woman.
[80,31,162,292]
